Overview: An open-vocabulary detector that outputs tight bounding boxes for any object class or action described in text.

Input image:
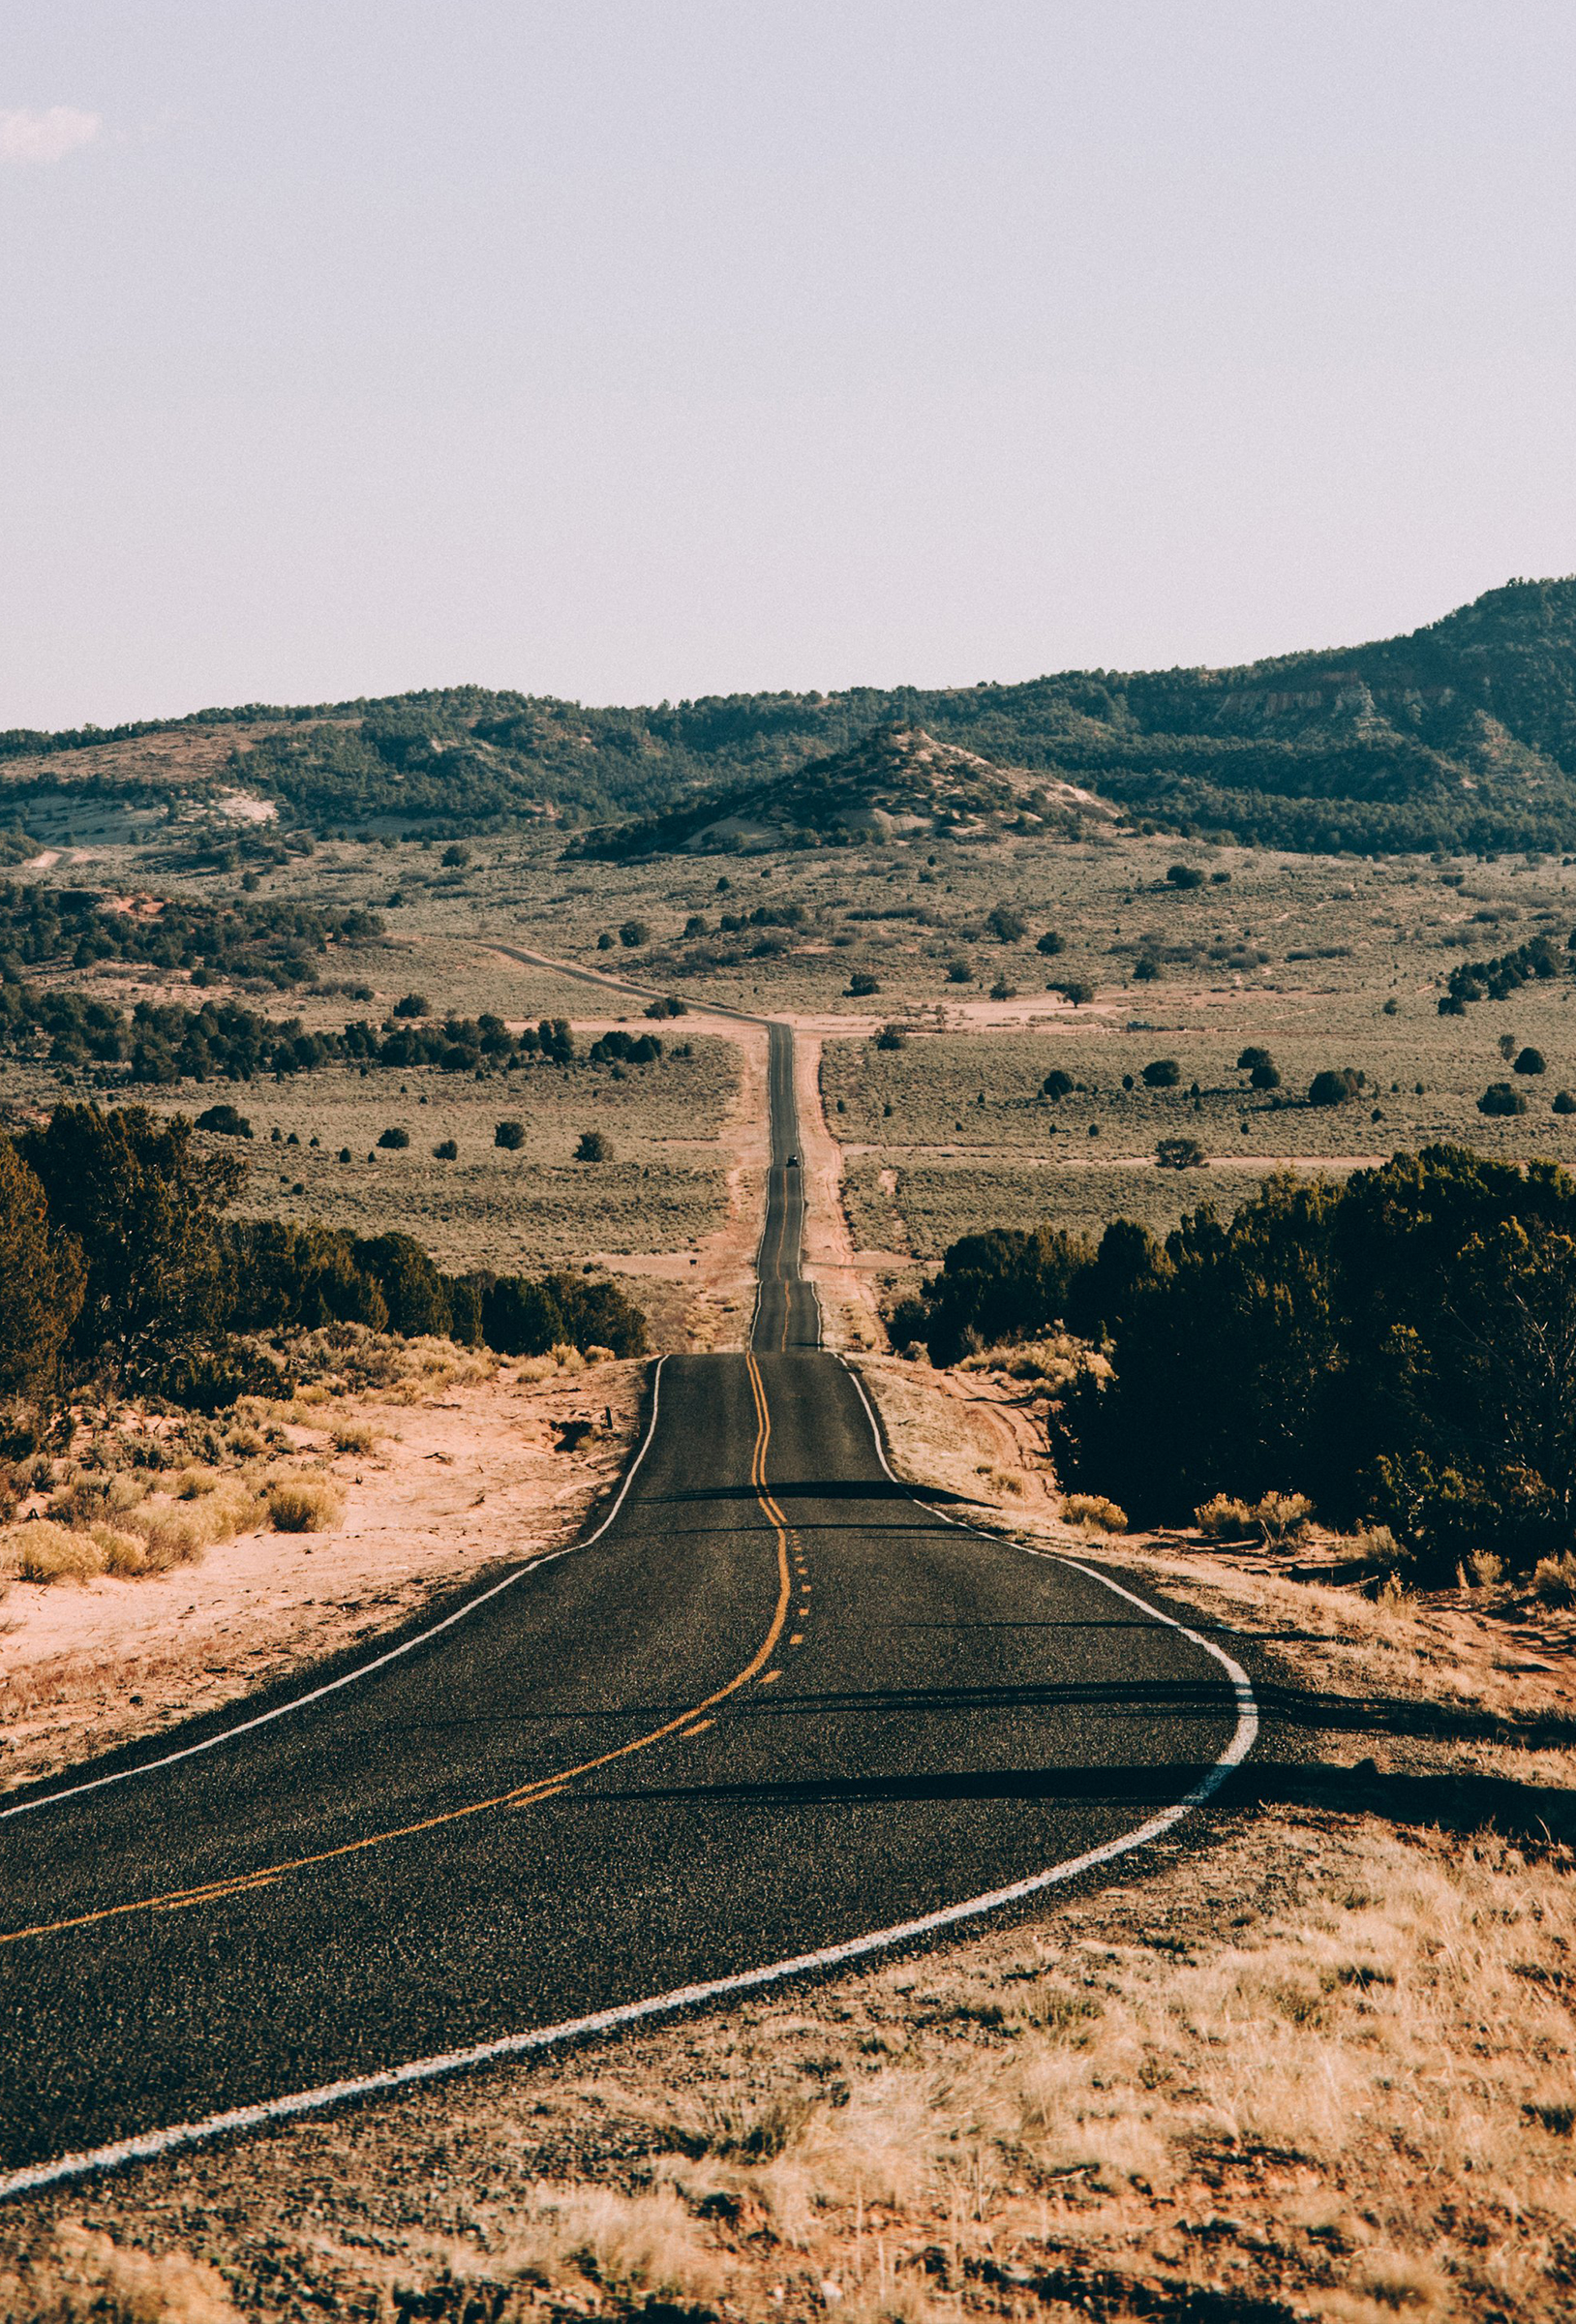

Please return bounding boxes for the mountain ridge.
[7,574,1576,854]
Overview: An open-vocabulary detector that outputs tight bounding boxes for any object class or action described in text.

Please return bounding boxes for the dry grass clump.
[959,1334,1111,1391]
[475,2184,726,2320]
[1195,1490,1254,1537]
[0,2220,240,2324]
[1533,1548,1576,1605]
[1,1521,106,1584]
[977,1464,1025,1499]
[0,1475,273,1585]
[126,1484,268,1564]
[265,1478,345,1534]
[362,1334,496,1405]
[329,1421,377,1454]
[45,1476,137,1531]
[511,1343,617,1382]
[1252,1488,1315,1542]
[1194,1489,1316,1544]
[1060,1490,1127,1533]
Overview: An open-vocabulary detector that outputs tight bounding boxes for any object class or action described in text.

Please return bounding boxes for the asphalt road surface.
[0,978,1254,2192]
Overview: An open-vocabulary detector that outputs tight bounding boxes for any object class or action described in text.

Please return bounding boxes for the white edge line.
[0,1350,1258,2204]
[0,1361,668,1825]
[837,1351,1257,1739]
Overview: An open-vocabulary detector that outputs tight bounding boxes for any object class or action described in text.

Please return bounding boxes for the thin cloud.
[0,107,101,167]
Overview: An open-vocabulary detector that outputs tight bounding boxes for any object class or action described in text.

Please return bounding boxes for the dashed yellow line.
[2,1356,795,1951]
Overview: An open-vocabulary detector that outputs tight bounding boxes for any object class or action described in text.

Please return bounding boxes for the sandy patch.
[214,789,278,824]
[854,1352,1064,1512]
[0,1362,646,1794]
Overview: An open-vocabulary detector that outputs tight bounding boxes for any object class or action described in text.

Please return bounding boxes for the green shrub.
[494,1119,526,1149]
[1308,1068,1360,1106]
[1477,1082,1526,1116]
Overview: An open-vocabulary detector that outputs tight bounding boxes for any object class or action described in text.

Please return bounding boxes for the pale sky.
[3,1,1575,729]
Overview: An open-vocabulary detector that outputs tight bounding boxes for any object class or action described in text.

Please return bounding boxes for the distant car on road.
[786,1153,800,1166]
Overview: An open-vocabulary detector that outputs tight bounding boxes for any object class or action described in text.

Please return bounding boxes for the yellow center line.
[2,1355,794,1951]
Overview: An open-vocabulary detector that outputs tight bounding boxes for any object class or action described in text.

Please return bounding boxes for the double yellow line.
[1,1357,793,1951]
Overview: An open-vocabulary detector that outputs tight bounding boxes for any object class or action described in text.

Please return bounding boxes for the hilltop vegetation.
[570,722,1118,858]
[10,576,1576,853]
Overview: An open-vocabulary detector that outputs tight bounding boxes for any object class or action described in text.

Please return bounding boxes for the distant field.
[821,966,1576,1253]
[232,1154,729,1274]
[119,1040,741,1272]
[10,809,1576,1290]
[823,1009,1576,1156]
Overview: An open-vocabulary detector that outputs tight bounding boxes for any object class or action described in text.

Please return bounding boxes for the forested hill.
[7,575,1576,854]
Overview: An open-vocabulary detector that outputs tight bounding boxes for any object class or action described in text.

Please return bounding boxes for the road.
[0,982,1255,2194]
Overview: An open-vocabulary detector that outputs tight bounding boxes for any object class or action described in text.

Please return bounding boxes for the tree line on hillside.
[893,1145,1576,1574]
[1439,930,1566,1012]
[0,886,382,989]
[0,1104,646,1414]
[13,577,1576,854]
[0,983,675,1085]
